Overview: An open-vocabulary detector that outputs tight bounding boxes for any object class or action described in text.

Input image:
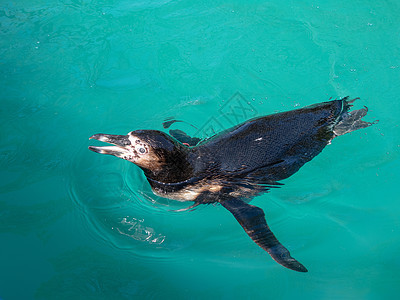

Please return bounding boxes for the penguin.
[89,97,376,272]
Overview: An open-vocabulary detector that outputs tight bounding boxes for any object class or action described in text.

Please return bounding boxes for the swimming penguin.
[89,97,375,272]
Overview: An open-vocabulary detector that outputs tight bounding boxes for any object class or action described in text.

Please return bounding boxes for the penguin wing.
[169,129,202,147]
[221,198,308,272]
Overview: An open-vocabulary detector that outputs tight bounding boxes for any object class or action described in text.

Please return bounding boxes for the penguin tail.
[333,97,378,137]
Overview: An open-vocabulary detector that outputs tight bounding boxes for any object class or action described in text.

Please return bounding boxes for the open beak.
[88,134,131,157]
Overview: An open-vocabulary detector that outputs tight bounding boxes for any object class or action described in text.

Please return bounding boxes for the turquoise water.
[1,0,399,299]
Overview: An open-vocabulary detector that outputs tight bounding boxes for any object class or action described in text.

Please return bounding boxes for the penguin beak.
[88,134,132,157]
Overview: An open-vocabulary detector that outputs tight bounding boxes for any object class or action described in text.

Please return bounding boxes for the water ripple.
[68,141,200,262]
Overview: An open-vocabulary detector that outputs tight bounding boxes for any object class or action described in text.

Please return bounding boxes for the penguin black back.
[191,100,344,180]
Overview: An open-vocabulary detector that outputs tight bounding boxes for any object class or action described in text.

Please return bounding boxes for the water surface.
[1,0,399,299]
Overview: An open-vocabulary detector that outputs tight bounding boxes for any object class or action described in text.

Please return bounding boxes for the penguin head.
[89,130,188,177]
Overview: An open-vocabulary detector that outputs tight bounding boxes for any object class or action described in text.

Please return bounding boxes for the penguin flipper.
[169,129,202,147]
[221,198,308,272]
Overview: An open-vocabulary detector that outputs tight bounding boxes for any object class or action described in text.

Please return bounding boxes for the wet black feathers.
[190,100,344,184]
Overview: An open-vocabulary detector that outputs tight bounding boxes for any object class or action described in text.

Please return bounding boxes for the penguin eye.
[138,147,146,154]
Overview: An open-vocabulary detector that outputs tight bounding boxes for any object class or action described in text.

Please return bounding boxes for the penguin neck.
[142,146,194,183]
